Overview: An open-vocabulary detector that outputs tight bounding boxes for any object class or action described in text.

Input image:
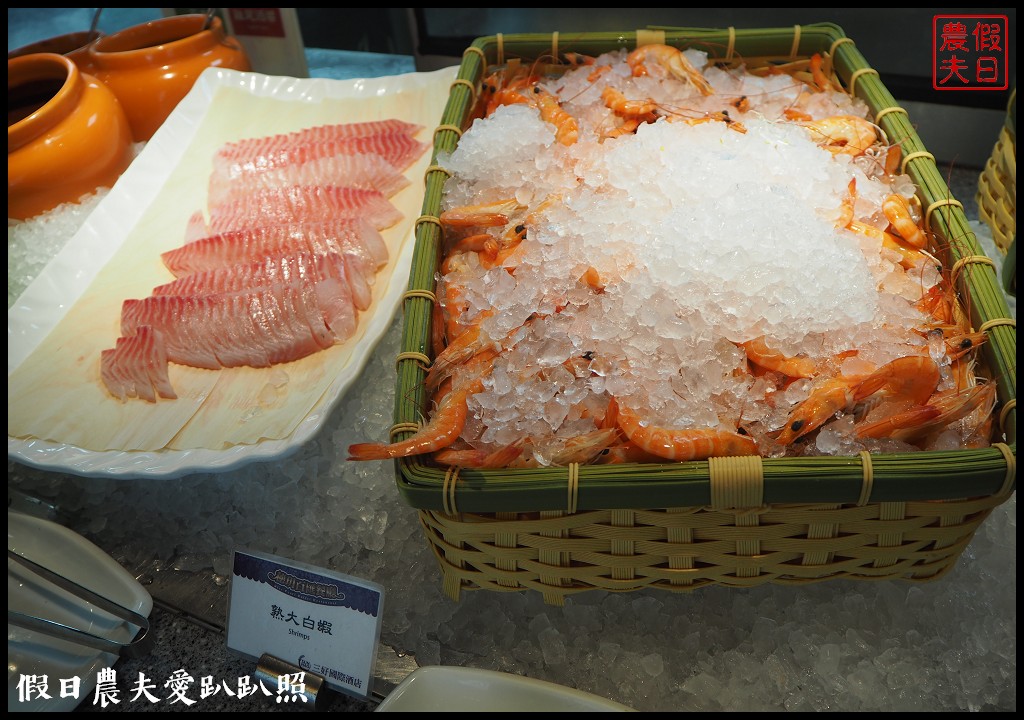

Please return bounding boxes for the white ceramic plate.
[7,510,153,712]
[374,666,636,712]
[7,65,457,479]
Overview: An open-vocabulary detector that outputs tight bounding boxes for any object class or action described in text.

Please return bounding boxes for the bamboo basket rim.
[391,24,1017,514]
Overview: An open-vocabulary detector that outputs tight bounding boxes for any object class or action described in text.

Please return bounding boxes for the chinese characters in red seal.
[933,15,1009,90]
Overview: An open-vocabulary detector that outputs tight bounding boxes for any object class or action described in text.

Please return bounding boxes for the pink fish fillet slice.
[100,326,177,402]
[212,131,428,180]
[162,218,388,283]
[208,153,410,208]
[120,278,357,371]
[202,185,404,234]
[215,119,423,165]
[152,251,374,312]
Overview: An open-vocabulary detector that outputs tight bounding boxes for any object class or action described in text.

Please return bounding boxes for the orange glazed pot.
[87,14,251,142]
[8,53,134,221]
[7,30,103,70]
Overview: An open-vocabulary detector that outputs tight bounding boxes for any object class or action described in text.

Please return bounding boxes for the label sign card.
[226,550,384,699]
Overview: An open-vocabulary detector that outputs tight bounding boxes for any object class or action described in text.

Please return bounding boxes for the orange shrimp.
[596,439,667,464]
[602,117,643,141]
[847,220,930,270]
[615,403,757,461]
[487,87,535,115]
[915,284,955,326]
[853,404,943,441]
[533,89,579,146]
[601,86,658,119]
[626,44,715,96]
[852,356,941,406]
[882,194,927,249]
[855,383,996,443]
[740,336,816,378]
[588,64,612,83]
[563,51,595,68]
[883,144,902,177]
[783,108,813,122]
[944,331,987,361]
[348,356,494,461]
[433,438,526,468]
[512,428,621,468]
[808,53,831,92]
[440,198,525,229]
[430,297,447,360]
[424,311,497,392]
[666,110,747,133]
[477,66,540,118]
[449,233,494,255]
[775,377,857,445]
[801,115,877,156]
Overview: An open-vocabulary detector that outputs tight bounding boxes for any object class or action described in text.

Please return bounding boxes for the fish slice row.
[100,119,426,402]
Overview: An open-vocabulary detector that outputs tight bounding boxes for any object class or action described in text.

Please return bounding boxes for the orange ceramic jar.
[8,30,102,71]
[87,14,251,142]
[8,53,134,221]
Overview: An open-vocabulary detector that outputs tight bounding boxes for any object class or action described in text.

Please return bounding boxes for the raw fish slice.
[209,153,411,207]
[100,326,177,402]
[184,211,209,244]
[215,120,423,165]
[120,280,356,370]
[161,219,388,279]
[212,132,427,179]
[204,185,403,233]
[315,277,357,340]
[154,251,337,296]
[153,251,374,313]
[341,255,373,311]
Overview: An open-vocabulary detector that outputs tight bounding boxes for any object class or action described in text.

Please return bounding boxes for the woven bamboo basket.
[391,24,1017,605]
[976,88,1015,296]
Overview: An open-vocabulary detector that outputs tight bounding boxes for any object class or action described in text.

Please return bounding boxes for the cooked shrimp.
[615,403,757,461]
[915,284,955,325]
[424,313,497,392]
[626,43,715,96]
[563,51,595,68]
[883,194,927,248]
[801,115,877,156]
[808,53,831,92]
[847,219,929,270]
[433,438,526,468]
[944,331,987,361]
[852,356,940,405]
[775,378,857,445]
[348,357,493,461]
[533,89,579,146]
[487,87,535,115]
[440,198,525,229]
[601,86,658,118]
[783,108,813,122]
[855,383,996,442]
[666,110,747,133]
[596,440,667,464]
[740,336,816,378]
[512,428,621,467]
[602,117,643,140]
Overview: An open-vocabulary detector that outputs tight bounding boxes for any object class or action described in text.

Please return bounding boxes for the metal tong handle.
[7,549,153,659]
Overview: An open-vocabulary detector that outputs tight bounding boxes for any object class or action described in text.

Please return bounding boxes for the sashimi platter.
[8,67,458,477]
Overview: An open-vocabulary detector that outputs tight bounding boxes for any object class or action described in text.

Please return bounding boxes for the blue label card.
[226,550,384,699]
